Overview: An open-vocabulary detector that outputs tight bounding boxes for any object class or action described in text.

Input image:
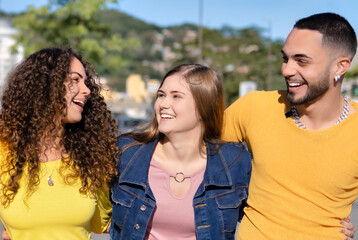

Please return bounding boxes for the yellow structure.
[126,74,148,102]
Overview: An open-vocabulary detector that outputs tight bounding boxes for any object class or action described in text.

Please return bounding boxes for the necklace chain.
[43,161,59,186]
[291,96,350,129]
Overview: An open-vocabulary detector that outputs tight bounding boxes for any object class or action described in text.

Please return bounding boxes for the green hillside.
[3,4,286,104]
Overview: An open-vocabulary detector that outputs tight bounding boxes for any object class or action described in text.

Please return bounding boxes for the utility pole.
[267,19,272,91]
[198,0,203,64]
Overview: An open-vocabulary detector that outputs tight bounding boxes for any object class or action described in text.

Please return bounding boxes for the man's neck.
[295,92,345,130]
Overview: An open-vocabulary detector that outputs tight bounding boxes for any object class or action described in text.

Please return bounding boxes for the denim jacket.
[110,136,251,240]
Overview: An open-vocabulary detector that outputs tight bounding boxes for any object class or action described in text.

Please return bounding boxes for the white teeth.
[161,114,174,119]
[73,99,85,107]
[288,82,303,87]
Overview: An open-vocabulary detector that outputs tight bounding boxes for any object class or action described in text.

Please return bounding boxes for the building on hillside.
[0,18,24,91]
[126,74,148,102]
[105,74,161,132]
[147,79,160,96]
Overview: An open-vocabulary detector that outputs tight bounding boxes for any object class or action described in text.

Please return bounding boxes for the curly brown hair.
[0,47,119,206]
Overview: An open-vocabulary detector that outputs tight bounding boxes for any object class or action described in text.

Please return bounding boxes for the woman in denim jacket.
[110,64,251,240]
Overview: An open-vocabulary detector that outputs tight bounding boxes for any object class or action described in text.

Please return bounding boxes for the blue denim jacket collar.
[195,143,232,197]
[118,138,232,197]
[118,139,158,187]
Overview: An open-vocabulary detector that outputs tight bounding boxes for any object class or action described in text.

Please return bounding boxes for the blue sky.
[2,0,358,41]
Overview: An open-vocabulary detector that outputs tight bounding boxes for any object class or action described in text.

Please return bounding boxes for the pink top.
[145,159,205,240]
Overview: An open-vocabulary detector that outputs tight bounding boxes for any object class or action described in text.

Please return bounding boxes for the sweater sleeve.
[222,92,255,143]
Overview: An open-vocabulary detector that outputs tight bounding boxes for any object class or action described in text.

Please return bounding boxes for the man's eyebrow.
[293,54,312,59]
[281,50,312,59]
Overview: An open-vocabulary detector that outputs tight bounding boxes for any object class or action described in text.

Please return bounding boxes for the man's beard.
[286,72,330,105]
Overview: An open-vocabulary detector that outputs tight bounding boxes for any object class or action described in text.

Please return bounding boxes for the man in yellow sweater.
[223,13,358,239]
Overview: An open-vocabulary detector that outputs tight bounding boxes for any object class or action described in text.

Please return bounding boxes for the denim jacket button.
[140,205,146,211]
[134,224,140,230]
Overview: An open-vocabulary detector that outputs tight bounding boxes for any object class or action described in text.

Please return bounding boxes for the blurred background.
[0,0,357,239]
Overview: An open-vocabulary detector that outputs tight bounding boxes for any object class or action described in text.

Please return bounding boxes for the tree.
[10,2,286,96]
[169,25,285,104]
[11,0,137,81]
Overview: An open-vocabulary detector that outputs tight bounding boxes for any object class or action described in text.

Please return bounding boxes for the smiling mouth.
[288,82,304,88]
[286,79,306,88]
[73,99,85,108]
[160,114,175,119]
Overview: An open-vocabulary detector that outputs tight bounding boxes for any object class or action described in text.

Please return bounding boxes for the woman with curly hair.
[0,47,119,240]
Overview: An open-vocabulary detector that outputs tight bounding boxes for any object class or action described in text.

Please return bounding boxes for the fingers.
[103,222,111,233]
[2,229,11,240]
[340,217,356,239]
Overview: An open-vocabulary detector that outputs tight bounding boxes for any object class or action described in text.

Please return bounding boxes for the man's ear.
[335,57,351,76]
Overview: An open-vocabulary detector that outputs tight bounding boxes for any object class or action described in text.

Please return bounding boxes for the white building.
[0,18,24,90]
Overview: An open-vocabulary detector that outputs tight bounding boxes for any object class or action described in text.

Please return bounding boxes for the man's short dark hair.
[294,12,357,60]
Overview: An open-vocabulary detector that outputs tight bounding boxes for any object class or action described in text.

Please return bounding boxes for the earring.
[334,75,340,83]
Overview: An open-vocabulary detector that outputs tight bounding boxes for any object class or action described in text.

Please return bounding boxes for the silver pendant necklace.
[43,161,59,186]
[291,96,350,129]
[173,172,188,183]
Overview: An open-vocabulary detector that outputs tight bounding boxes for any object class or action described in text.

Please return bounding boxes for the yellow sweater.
[0,148,111,240]
[223,91,358,240]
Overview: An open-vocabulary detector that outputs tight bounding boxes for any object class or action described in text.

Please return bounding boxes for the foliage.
[346,64,358,79]
[96,10,164,89]
[7,3,285,102]
[10,0,138,91]
[97,9,161,37]
[169,25,285,104]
